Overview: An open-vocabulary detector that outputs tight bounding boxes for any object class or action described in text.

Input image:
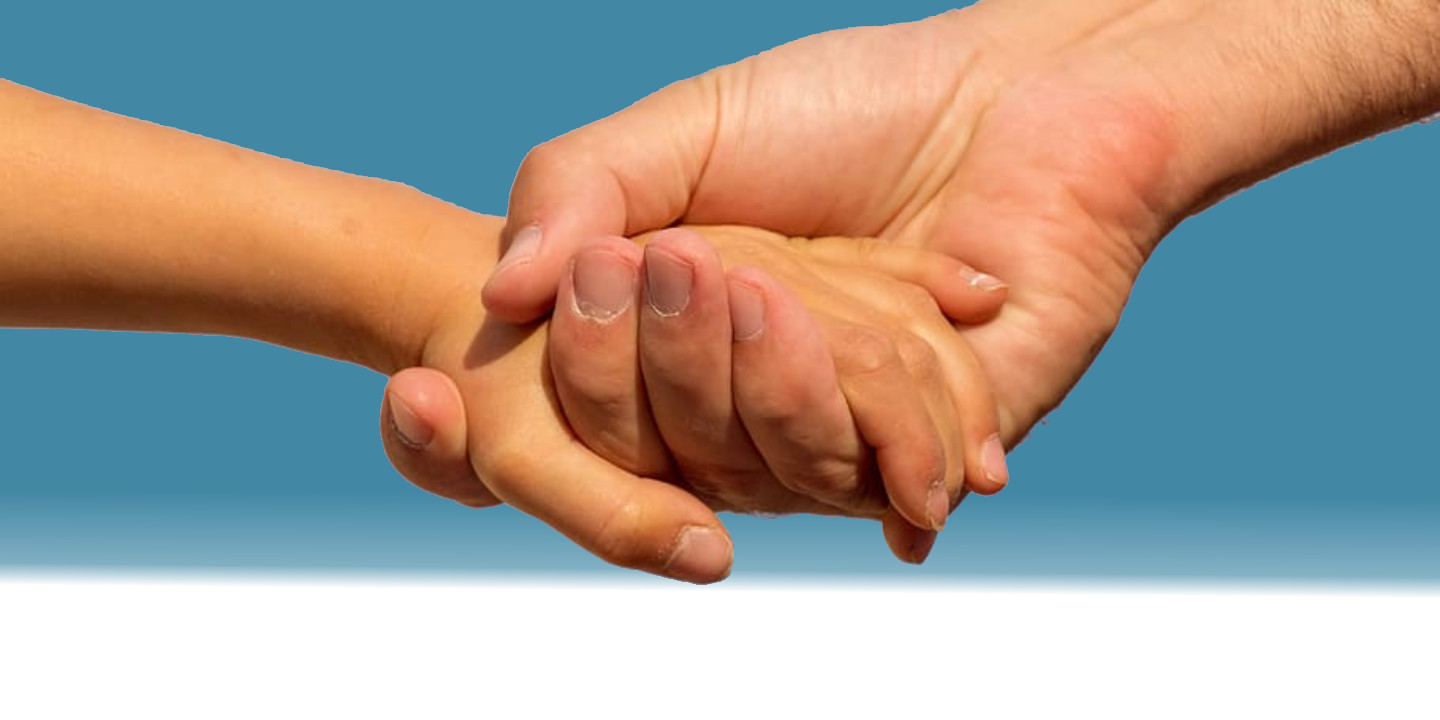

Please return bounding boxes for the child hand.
[546,226,1007,562]
[386,222,1008,574]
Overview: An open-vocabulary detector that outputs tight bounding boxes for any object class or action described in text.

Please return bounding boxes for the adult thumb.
[482,75,721,322]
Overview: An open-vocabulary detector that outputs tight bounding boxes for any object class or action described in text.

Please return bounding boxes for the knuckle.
[571,418,670,479]
[891,281,943,319]
[832,325,901,378]
[671,452,807,516]
[589,494,664,571]
[564,379,633,420]
[739,376,809,423]
[474,441,535,499]
[585,427,645,472]
[893,331,941,380]
[517,139,565,178]
[849,238,885,266]
[638,343,706,382]
[777,457,887,517]
[677,462,762,507]
[553,361,636,419]
[783,461,856,499]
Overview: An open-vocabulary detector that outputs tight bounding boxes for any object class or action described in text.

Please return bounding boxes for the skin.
[0,80,1005,582]
[544,227,1008,560]
[342,0,1440,577]
[17,0,1436,582]
[462,0,1440,487]
[422,225,1007,573]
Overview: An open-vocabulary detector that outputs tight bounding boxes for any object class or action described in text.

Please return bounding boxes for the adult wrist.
[955,0,1437,223]
[1144,0,1440,214]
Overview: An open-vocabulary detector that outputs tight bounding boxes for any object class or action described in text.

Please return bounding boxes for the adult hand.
[384,0,1440,579]
[481,0,1440,446]
[382,223,1007,573]
[375,204,736,584]
[547,226,1008,561]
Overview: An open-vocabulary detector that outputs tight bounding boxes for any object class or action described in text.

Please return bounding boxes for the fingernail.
[644,249,693,317]
[572,250,635,321]
[729,282,765,341]
[926,480,949,532]
[961,267,1007,292]
[664,526,734,584]
[495,224,542,275]
[908,529,938,564]
[388,391,432,450]
[982,434,1010,488]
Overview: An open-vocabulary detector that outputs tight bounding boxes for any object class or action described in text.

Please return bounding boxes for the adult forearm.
[957,0,1438,224]
[1128,0,1440,212]
[0,80,492,374]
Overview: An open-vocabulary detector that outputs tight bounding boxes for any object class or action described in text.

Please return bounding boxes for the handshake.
[4,1,1436,582]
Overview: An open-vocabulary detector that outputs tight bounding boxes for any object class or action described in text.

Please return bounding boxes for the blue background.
[1,0,1435,584]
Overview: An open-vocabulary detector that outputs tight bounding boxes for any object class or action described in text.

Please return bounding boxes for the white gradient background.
[1,0,1436,715]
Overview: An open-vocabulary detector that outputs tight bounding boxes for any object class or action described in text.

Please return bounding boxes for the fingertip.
[965,481,1005,497]
[480,222,548,321]
[381,369,500,508]
[568,237,643,321]
[663,525,735,584]
[882,509,938,565]
[726,266,810,341]
[966,433,1011,496]
[387,389,432,451]
[641,229,716,316]
[965,472,1007,495]
[962,266,1009,294]
[454,496,504,509]
[516,466,731,583]
[497,133,647,320]
[726,271,767,342]
[932,262,1009,324]
[480,274,555,323]
[385,368,466,448]
[878,428,949,533]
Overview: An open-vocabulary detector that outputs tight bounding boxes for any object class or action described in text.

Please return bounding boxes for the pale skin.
[396,0,1439,564]
[0,80,1008,582]
[360,0,1440,573]
[538,227,1009,563]
[12,0,1438,582]
[478,0,1440,428]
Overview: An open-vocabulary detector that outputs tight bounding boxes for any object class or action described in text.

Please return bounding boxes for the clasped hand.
[383,224,1008,583]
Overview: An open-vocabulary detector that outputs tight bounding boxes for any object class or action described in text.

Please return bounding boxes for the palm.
[677,12,1182,441]
[500,6,1192,444]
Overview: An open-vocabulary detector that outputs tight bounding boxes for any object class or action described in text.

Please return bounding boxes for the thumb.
[482,75,721,322]
[381,368,500,509]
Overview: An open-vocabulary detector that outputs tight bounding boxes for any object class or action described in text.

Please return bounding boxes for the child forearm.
[0,80,498,374]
